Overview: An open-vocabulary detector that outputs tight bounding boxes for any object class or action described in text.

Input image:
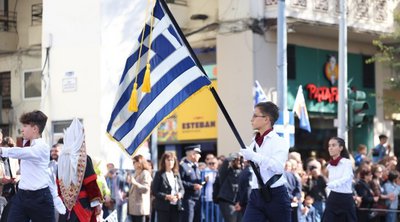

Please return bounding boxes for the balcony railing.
[265,0,395,33]
[0,11,17,32]
[31,3,42,26]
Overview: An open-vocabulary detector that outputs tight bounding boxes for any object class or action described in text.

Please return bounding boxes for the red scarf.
[329,156,342,166]
[255,128,273,146]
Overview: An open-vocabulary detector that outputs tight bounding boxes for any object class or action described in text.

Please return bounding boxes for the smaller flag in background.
[292,85,311,132]
[253,80,268,105]
[275,111,295,147]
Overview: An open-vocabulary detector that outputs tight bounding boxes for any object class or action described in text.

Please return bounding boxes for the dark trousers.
[242,186,291,222]
[7,187,55,222]
[322,191,357,222]
[180,198,201,222]
[130,215,148,222]
[156,205,180,222]
[219,200,237,222]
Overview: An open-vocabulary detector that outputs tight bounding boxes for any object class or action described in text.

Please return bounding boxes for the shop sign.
[158,80,217,142]
[177,80,217,141]
[304,55,339,104]
[306,83,338,103]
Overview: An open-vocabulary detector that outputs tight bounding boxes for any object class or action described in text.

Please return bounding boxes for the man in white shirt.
[240,102,291,222]
[0,110,56,222]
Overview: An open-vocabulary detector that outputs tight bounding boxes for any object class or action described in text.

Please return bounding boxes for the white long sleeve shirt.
[249,130,289,189]
[326,158,353,194]
[1,138,50,191]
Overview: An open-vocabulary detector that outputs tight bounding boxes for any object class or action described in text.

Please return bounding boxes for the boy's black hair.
[254,102,280,125]
[379,134,388,140]
[19,110,48,135]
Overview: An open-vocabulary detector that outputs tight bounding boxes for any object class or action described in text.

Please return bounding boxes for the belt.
[19,186,49,194]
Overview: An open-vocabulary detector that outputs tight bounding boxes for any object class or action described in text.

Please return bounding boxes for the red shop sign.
[306,83,338,103]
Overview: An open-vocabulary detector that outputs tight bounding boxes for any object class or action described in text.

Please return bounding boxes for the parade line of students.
[0,105,398,222]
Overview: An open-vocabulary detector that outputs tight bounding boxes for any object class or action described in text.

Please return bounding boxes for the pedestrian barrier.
[358,208,400,213]
[201,170,224,222]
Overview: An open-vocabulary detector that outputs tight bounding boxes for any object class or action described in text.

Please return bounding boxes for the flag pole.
[159,0,246,148]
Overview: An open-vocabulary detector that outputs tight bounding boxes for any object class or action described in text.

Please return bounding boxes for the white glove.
[53,196,66,214]
[240,148,262,164]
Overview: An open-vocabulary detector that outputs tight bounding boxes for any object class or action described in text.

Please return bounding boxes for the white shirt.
[165,171,178,204]
[326,158,353,194]
[203,167,217,201]
[249,130,289,189]
[1,138,50,191]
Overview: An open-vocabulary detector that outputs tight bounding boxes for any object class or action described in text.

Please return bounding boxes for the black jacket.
[236,165,252,208]
[355,179,375,222]
[151,171,185,212]
[215,159,241,204]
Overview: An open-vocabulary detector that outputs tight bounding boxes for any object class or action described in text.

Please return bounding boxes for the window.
[52,119,83,145]
[0,71,11,108]
[31,3,42,26]
[288,45,296,80]
[362,55,375,88]
[23,70,41,99]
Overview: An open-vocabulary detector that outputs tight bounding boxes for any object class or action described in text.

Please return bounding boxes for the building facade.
[0,0,399,163]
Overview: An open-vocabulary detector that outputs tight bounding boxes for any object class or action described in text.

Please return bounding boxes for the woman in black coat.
[151,152,185,222]
[355,167,378,221]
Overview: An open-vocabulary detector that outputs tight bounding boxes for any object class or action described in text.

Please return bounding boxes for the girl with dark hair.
[322,137,357,222]
[128,155,153,222]
[151,152,184,222]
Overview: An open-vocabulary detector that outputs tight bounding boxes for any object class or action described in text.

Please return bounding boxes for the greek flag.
[107,0,211,155]
[293,85,311,132]
[253,80,268,105]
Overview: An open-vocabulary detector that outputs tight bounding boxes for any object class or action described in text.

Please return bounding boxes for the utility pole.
[338,0,348,143]
[277,0,287,112]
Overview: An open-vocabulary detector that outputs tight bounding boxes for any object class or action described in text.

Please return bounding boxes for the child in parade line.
[322,137,357,222]
[0,110,63,222]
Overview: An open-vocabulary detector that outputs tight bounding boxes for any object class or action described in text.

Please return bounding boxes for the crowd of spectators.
[95,135,399,222]
[0,132,389,222]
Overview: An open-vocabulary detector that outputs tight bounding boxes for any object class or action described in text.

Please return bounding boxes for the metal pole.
[338,0,348,143]
[277,0,290,145]
[277,0,287,111]
[151,132,158,172]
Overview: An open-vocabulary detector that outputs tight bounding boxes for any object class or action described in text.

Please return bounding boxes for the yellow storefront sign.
[157,80,217,142]
[177,80,217,140]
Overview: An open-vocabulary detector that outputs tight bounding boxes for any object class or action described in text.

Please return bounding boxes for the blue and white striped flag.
[292,85,311,132]
[253,80,268,105]
[107,0,211,155]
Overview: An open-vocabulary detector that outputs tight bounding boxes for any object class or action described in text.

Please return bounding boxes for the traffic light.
[348,90,369,128]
